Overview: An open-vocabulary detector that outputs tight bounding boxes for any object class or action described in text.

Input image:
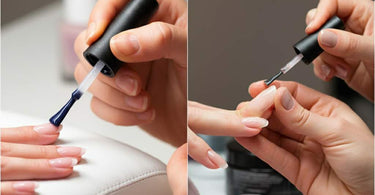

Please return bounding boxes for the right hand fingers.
[2,181,38,195]
[1,156,77,180]
[1,124,61,145]
[187,128,227,169]
[1,142,84,159]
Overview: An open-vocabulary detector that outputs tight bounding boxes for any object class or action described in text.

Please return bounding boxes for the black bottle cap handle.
[293,16,345,64]
[83,0,159,77]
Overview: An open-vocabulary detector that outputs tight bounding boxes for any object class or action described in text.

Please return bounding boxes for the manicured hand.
[305,0,374,101]
[1,124,85,195]
[74,0,187,146]
[187,86,276,169]
[237,81,374,195]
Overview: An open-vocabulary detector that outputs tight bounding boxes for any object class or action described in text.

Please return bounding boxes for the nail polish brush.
[49,0,159,126]
[265,16,345,86]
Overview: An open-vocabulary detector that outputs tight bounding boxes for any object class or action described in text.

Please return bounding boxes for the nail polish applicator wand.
[264,16,345,86]
[49,0,159,126]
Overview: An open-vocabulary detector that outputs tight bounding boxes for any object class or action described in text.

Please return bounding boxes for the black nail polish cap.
[293,16,345,64]
[83,0,158,77]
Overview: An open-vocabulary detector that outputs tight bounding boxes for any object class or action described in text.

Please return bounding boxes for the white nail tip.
[80,148,86,156]
[71,158,78,166]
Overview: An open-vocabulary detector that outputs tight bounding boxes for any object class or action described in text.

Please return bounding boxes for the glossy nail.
[207,150,228,169]
[49,158,78,168]
[13,182,38,193]
[241,117,269,128]
[320,64,331,79]
[320,30,337,48]
[33,123,61,135]
[86,22,96,42]
[281,90,294,110]
[116,74,138,96]
[125,96,148,110]
[57,146,86,157]
[136,109,155,121]
[335,65,348,79]
[111,34,140,56]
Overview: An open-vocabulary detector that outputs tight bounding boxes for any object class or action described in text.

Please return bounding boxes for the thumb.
[318,29,374,63]
[274,87,336,144]
[110,22,187,66]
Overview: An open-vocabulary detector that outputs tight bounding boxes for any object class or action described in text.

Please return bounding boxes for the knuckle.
[294,108,311,128]
[154,22,173,47]
[346,36,360,53]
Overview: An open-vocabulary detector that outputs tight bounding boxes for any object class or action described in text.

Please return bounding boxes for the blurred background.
[1,0,175,164]
[188,0,374,194]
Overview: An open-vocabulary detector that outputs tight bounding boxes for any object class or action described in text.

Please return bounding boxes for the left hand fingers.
[1,181,38,195]
[167,143,187,195]
[1,124,61,145]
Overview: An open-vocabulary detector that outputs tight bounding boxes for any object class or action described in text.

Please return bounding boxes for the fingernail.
[13,182,38,193]
[33,123,61,135]
[136,109,155,121]
[320,30,337,48]
[116,74,138,96]
[49,158,78,168]
[86,22,96,42]
[335,65,348,79]
[207,150,228,169]
[320,64,331,78]
[281,90,294,110]
[306,21,314,31]
[125,96,148,110]
[57,146,86,157]
[241,117,269,128]
[111,34,140,56]
[256,85,277,99]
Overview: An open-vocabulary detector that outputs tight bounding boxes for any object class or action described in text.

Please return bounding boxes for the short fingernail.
[281,90,294,110]
[241,117,269,128]
[320,64,331,78]
[320,30,337,48]
[335,65,348,79]
[13,181,38,193]
[57,146,86,157]
[116,74,138,95]
[86,22,96,42]
[111,34,140,56]
[49,157,78,168]
[207,150,228,169]
[125,96,148,110]
[306,21,314,30]
[136,109,155,121]
[33,123,61,135]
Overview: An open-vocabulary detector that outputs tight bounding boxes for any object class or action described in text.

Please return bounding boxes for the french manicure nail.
[13,182,38,193]
[136,109,155,121]
[239,85,276,116]
[207,150,228,169]
[57,146,86,157]
[86,22,96,42]
[256,85,277,99]
[320,64,331,78]
[116,74,138,95]
[125,96,147,110]
[49,158,78,168]
[33,123,60,135]
[241,117,269,128]
[320,30,337,48]
[111,34,140,56]
[281,90,294,110]
[335,65,348,79]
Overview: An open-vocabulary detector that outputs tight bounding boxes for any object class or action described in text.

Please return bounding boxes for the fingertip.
[86,21,107,45]
[248,80,267,97]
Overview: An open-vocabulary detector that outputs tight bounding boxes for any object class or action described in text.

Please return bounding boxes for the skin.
[306,0,374,101]
[1,125,84,195]
[236,81,374,195]
[74,0,187,146]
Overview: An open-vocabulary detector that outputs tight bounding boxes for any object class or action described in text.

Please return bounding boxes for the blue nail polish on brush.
[48,0,158,127]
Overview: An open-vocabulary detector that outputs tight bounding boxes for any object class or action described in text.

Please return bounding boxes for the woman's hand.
[1,124,85,195]
[306,0,374,101]
[187,86,275,169]
[74,0,187,146]
[236,81,374,195]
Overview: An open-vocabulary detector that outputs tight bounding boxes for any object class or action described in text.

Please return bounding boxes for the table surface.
[1,2,175,164]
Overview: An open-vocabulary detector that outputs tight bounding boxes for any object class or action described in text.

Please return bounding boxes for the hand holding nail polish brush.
[49,0,159,126]
[265,16,345,85]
